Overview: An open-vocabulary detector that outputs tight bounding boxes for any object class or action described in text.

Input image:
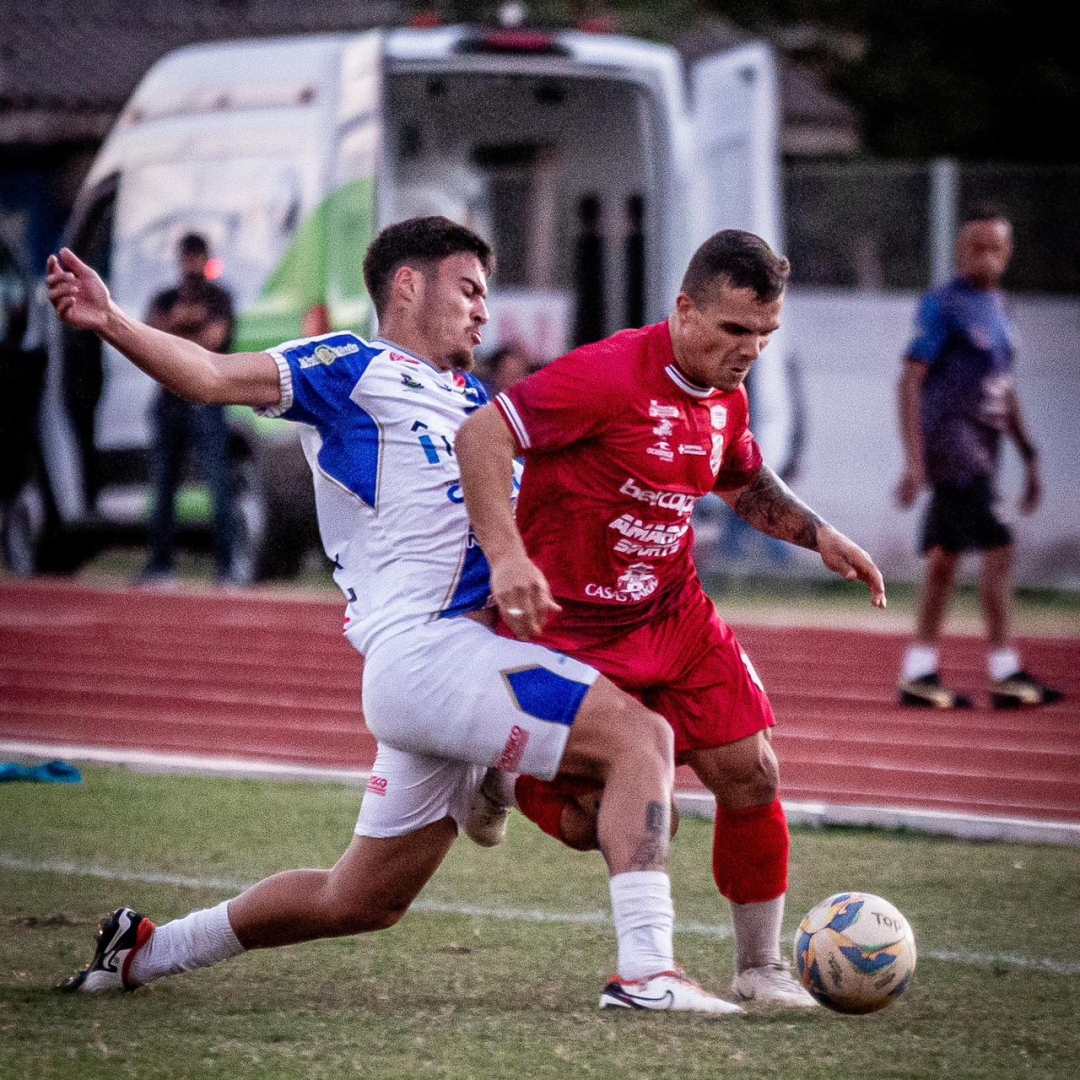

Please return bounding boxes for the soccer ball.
[793,892,916,1014]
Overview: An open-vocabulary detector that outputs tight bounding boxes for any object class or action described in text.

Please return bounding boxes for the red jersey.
[494,321,763,641]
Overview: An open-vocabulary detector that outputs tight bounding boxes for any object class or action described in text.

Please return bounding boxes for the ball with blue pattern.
[793,892,917,1014]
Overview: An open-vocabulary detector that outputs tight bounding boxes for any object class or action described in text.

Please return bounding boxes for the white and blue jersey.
[258,331,500,655]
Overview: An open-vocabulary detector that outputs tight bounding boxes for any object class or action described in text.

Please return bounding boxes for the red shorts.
[505,587,775,765]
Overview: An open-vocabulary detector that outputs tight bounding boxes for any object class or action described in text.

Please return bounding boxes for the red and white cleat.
[600,967,744,1015]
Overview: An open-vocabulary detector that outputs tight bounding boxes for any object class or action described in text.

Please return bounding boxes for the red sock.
[514,776,571,842]
[713,799,789,904]
[514,775,600,847]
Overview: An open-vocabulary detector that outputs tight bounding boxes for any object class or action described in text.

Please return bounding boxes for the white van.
[18,23,790,579]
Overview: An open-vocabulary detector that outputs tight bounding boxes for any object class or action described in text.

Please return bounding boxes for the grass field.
[2,767,1079,1079]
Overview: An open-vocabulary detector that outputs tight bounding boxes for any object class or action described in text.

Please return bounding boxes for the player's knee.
[735,745,779,805]
[564,684,673,781]
[699,733,778,808]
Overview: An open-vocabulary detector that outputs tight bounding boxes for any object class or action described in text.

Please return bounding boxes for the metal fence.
[785,159,1080,295]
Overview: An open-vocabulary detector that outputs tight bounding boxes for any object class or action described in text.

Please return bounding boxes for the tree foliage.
[710,0,1079,162]
[426,2,1078,162]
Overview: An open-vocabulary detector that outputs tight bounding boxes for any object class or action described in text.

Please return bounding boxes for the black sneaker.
[57,907,155,993]
[991,670,1064,709]
[898,673,973,709]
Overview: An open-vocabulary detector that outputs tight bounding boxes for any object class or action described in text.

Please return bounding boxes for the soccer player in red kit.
[456,229,886,1008]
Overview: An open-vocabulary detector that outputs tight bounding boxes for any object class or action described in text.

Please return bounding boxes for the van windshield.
[111,156,303,321]
[96,156,304,449]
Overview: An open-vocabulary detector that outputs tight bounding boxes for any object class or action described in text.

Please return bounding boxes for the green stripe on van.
[234,177,376,355]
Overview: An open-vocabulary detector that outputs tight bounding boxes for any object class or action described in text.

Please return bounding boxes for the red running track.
[2,578,1078,825]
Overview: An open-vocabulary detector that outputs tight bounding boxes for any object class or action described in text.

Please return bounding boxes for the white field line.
[3,854,1079,977]
[5,741,1080,847]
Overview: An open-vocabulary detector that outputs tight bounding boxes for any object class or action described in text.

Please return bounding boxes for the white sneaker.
[733,962,819,1007]
[600,968,744,1015]
[463,768,513,848]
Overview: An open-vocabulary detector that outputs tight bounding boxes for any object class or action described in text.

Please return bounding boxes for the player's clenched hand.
[46,248,112,334]
[817,526,887,609]
[490,553,562,640]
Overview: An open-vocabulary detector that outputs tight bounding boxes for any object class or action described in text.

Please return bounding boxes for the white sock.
[989,647,1021,682]
[609,871,675,981]
[902,644,939,681]
[128,901,244,985]
[731,896,785,972]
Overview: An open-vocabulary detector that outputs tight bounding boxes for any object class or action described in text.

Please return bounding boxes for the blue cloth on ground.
[0,760,83,784]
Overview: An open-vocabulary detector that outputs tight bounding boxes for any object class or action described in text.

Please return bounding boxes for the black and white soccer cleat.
[58,907,155,993]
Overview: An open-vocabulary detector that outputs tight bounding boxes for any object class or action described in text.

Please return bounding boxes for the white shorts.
[357,616,599,780]
[355,744,485,839]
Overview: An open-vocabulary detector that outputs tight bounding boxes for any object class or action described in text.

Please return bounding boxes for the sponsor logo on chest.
[608,513,690,558]
[619,478,698,516]
[584,562,660,603]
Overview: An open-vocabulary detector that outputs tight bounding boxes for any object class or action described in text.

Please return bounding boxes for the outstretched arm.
[718,464,887,608]
[454,403,561,639]
[47,248,280,409]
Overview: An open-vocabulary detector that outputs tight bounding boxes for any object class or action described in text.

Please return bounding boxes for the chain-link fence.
[785,159,1080,295]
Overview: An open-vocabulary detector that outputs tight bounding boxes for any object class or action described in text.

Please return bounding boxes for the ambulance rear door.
[690,42,792,471]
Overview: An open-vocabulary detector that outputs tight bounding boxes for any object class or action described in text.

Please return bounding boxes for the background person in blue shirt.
[895,205,1062,709]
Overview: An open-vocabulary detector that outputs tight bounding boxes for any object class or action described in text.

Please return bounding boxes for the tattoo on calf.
[629,800,670,871]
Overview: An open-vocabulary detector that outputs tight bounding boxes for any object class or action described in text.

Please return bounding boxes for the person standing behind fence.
[895,205,1063,709]
[140,233,239,587]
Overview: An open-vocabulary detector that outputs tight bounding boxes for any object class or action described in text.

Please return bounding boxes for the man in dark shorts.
[456,229,886,1008]
[140,232,238,585]
[895,205,1062,709]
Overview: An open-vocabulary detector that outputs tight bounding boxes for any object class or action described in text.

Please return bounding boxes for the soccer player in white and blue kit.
[46,217,741,1013]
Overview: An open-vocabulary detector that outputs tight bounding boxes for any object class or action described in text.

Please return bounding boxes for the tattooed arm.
[718,465,887,608]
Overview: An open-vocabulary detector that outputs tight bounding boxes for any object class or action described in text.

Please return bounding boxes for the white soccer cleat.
[600,968,744,1015]
[463,767,514,848]
[733,962,819,1007]
[58,907,155,993]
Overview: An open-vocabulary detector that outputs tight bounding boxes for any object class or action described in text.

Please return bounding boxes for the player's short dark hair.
[363,216,495,317]
[680,229,790,305]
[961,201,1011,228]
[178,232,210,258]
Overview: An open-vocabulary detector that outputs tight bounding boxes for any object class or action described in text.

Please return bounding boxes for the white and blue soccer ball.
[793,892,917,1014]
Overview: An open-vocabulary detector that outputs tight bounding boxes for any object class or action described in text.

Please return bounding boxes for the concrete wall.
[773,287,1080,589]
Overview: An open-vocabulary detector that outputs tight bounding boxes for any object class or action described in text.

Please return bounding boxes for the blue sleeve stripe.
[313,404,382,507]
[439,541,492,618]
[270,334,384,506]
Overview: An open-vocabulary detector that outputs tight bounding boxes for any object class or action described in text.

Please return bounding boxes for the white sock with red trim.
[128,900,243,985]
